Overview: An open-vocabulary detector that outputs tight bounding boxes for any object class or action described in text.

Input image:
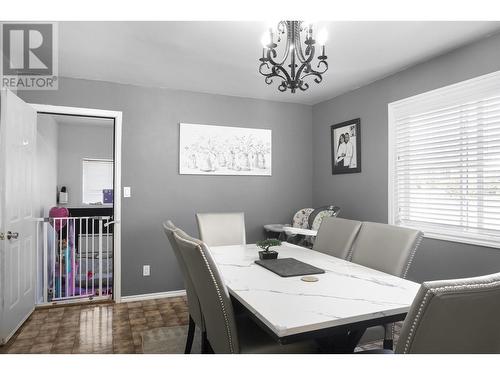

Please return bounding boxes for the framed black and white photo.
[331,118,361,174]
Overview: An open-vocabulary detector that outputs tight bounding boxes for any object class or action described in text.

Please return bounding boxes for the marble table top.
[209,242,420,339]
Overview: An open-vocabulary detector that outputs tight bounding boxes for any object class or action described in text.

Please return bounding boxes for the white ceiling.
[58,21,500,105]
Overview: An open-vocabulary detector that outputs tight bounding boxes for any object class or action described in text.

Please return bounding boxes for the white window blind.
[389,71,500,248]
[82,159,113,204]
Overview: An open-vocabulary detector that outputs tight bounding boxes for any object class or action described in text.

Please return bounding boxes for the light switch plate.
[143,265,150,276]
[124,186,131,197]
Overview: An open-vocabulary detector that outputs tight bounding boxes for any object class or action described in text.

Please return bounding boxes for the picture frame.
[331,118,361,174]
[179,123,272,176]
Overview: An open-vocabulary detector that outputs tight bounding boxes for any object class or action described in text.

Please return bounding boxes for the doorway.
[0,90,123,344]
[32,104,122,306]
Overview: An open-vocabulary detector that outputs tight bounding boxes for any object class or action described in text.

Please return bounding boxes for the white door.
[0,89,37,344]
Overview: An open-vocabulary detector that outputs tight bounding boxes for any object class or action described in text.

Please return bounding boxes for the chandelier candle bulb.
[258,20,328,93]
[261,32,271,48]
[317,29,328,46]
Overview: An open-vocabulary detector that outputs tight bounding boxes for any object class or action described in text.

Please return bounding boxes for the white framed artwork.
[179,123,272,176]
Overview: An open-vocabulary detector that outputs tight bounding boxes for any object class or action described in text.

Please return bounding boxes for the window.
[389,71,500,248]
[82,158,113,204]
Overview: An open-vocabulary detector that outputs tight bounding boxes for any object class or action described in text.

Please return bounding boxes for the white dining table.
[209,242,420,347]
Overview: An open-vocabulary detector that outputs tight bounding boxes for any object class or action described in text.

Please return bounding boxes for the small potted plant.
[256,239,282,260]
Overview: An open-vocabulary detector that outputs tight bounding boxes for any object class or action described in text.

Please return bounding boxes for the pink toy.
[49,206,69,232]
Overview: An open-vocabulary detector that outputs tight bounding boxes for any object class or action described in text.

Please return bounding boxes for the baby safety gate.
[36,216,113,304]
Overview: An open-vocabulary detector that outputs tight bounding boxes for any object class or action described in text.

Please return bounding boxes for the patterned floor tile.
[0,294,396,354]
[0,296,188,354]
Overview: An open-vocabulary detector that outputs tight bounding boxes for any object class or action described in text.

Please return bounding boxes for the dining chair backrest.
[173,230,240,354]
[196,212,246,247]
[348,221,423,278]
[396,272,500,353]
[308,205,341,231]
[313,217,362,259]
[162,221,204,330]
[291,208,315,228]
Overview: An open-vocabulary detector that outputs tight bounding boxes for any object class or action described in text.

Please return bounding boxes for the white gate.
[36,216,113,304]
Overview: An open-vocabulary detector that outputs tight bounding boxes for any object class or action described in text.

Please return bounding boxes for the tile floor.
[0,296,189,354]
[0,296,394,354]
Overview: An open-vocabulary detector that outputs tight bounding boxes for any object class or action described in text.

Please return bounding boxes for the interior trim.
[119,289,186,303]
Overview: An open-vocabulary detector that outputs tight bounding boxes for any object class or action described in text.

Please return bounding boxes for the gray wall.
[312,32,500,283]
[57,121,114,207]
[21,79,313,296]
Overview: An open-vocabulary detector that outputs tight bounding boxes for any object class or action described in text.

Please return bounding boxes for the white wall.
[36,114,58,303]
[57,122,114,207]
[37,114,58,216]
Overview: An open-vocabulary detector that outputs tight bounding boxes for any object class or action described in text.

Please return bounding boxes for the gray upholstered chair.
[312,217,362,259]
[163,221,205,353]
[361,272,500,354]
[196,212,246,247]
[173,230,320,354]
[349,221,423,349]
[348,222,423,277]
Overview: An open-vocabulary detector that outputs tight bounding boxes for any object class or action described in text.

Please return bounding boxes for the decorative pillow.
[292,208,314,229]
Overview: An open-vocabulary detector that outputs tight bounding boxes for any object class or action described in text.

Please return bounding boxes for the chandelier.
[258,21,328,93]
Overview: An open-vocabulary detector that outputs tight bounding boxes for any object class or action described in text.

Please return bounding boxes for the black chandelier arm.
[259,65,278,85]
[298,81,309,91]
[297,60,328,86]
[294,60,312,87]
[300,43,316,67]
[300,69,324,85]
[259,61,290,89]
[296,24,317,65]
[266,38,290,66]
[258,61,272,76]
[259,60,288,82]
[315,59,329,74]
[271,64,292,84]
[278,81,288,92]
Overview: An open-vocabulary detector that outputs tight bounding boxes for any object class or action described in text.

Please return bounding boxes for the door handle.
[7,231,19,240]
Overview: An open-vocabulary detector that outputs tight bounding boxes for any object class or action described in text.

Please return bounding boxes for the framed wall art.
[179,123,272,176]
[331,118,361,174]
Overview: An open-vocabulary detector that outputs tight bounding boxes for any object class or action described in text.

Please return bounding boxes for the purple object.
[103,189,114,204]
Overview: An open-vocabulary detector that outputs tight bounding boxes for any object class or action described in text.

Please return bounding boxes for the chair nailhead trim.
[402,232,423,279]
[403,278,500,353]
[176,234,235,353]
[197,244,235,353]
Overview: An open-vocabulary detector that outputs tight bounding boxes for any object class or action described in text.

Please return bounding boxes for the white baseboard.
[119,290,186,303]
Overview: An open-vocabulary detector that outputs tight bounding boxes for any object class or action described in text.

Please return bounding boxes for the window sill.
[399,226,500,249]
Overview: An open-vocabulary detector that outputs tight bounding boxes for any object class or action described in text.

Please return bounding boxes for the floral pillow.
[292,208,314,229]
